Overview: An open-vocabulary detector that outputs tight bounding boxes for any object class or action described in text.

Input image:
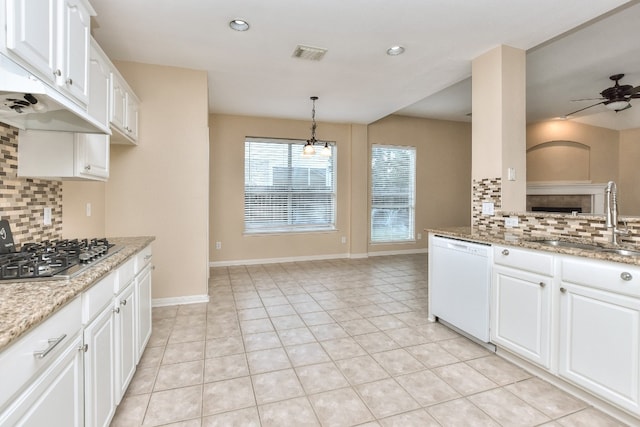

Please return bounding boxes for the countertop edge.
[0,236,155,352]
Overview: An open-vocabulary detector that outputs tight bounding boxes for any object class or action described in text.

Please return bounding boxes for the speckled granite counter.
[427,226,640,266]
[0,236,155,352]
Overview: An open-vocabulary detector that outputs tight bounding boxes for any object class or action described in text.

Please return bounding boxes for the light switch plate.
[505,217,519,227]
[43,207,52,225]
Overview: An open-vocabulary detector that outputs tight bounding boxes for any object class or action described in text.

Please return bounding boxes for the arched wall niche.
[526,140,590,182]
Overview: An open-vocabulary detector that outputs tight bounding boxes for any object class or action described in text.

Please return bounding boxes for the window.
[371,145,416,243]
[244,138,336,233]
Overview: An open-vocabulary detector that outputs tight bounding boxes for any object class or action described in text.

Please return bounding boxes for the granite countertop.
[426,226,640,267]
[0,236,155,352]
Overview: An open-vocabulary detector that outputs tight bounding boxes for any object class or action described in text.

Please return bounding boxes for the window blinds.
[371,145,416,242]
[244,138,336,233]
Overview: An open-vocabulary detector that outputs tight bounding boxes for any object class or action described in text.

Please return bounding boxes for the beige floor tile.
[405,342,459,368]
[111,393,150,426]
[139,346,165,368]
[379,408,440,427]
[555,407,629,426]
[419,322,460,342]
[466,355,531,385]
[126,365,158,395]
[396,369,460,406]
[202,377,256,416]
[428,398,500,426]
[296,362,350,394]
[340,318,379,335]
[309,323,349,341]
[237,307,268,320]
[309,387,375,427]
[385,327,430,347]
[356,378,420,418]
[372,348,425,376]
[328,308,364,322]
[278,326,317,346]
[154,360,204,391]
[177,303,208,316]
[265,304,297,317]
[169,324,207,344]
[240,318,274,334]
[321,337,368,360]
[354,304,389,318]
[174,314,207,328]
[336,355,390,385]
[163,341,205,365]
[152,306,178,320]
[271,314,306,330]
[300,311,335,326]
[433,362,497,395]
[438,337,492,360]
[246,347,291,373]
[285,342,331,366]
[353,331,400,354]
[505,377,589,419]
[242,331,282,352]
[468,388,550,426]
[161,419,201,427]
[252,368,305,404]
[204,353,249,382]
[202,407,260,427]
[367,314,408,331]
[293,301,324,313]
[205,335,244,358]
[259,396,321,426]
[143,385,202,426]
[262,296,289,306]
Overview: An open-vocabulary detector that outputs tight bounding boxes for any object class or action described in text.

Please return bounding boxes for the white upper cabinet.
[110,70,140,144]
[5,0,95,105]
[87,38,111,129]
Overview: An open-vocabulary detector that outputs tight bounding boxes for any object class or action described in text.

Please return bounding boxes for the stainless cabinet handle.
[53,69,61,77]
[66,78,73,85]
[501,249,509,256]
[120,299,127,306]
[79,343,88,353]
[621,272,633,281]
[34,334,66,359]
[144,254,152,261]
[113,307,120,314]
[560,287,567,293]
[539,282,546,288]
[84,165,91,171]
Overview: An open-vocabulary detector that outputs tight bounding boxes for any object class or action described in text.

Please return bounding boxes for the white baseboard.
[152,294,210,307]
[209,249,427,267]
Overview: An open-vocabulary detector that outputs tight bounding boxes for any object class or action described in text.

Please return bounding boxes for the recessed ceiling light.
[386,45,405,56]
[229,19,249,31]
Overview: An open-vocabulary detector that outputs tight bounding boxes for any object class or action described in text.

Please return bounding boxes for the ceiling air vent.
[292,45,327,61]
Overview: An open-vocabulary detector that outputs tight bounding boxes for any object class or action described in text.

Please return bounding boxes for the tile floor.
[110,254,629,426]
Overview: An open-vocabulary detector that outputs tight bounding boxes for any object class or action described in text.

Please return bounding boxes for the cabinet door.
[492,265,552,368]
[0,334,84,427]
[59,0,91,104]
[136,265,153,361]
[5,0,57,83]
[125,93,139,141]
[76,133,109,180]
[558,282,640,414]
[115,283,136,403]
[110,75,127,132]
[88,41,111,128]
[83,305,116,427]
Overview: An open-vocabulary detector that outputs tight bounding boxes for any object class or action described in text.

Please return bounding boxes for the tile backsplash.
[0,123,62,245]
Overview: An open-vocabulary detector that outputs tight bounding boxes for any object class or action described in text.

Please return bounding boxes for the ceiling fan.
[566,74,640,117]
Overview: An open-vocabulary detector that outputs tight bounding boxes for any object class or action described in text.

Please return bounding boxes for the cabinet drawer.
[135,245,153,274]
[115,257,135,294]
[82,271,116,324]
[493,245,554,276]
[0,297,82,409]
[560,256,640,298]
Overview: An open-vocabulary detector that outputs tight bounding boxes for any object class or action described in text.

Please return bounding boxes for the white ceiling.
[89,0,635,127]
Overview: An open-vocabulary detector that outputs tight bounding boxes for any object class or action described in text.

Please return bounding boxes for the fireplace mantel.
[526,182,606,214]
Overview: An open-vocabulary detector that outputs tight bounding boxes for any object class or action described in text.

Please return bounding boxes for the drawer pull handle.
[120,299,127,306]
[621,272,633,281]
[560,287,567,293]
[144,254,152,261]
[113,307,120,314]
[66,78,73,85]
[34,334,67,359]
[53,69,61,77]
[539,282,546,288]
[502,249,509,256]
[79,344,88,353]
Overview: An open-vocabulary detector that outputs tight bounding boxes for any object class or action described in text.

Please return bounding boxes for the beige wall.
[64,62,210,301]
[62,181,106,238]
[619,127,640,214]
[526,120,619,184]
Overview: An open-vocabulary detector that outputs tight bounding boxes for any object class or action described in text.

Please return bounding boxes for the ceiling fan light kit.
[566,74,640,117]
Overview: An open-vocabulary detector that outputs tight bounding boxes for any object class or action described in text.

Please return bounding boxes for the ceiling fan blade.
[565,101,604,117]
[630,86,640,95]
[571,97,606,102]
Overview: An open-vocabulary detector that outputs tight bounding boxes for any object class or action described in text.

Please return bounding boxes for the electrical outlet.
[482,202,494,215]
[43,207,52,226]
[86,202,92,217]
[215,241,221,250]
[505,217,519,227]
[341,236,347,244]
[417,233,422,240]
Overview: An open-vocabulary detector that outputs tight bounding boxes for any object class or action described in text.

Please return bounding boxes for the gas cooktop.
[0,238,123,282]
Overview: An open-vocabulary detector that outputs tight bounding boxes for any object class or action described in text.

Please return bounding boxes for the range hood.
[0,53,109,134]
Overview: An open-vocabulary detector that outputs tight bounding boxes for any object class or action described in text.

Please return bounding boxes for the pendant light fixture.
[303,96,331,157]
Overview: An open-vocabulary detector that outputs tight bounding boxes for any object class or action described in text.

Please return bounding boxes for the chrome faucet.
[605,181,628,244]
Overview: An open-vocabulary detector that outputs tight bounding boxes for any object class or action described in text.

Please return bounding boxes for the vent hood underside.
[0,53,109,134]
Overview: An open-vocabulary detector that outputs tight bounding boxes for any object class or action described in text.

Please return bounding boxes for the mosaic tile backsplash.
[0,123,62,245]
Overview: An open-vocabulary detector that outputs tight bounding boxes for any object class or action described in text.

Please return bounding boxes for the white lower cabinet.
[136,264,153,360]
[83,304,115,427]
[558,257,640,415]
[114,282,137,404]
[492,245,553,369]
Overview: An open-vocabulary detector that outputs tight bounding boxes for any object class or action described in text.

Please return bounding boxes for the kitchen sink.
[526,239,640,256]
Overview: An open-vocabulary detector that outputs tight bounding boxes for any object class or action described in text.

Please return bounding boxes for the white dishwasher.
[428,234,492,343]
